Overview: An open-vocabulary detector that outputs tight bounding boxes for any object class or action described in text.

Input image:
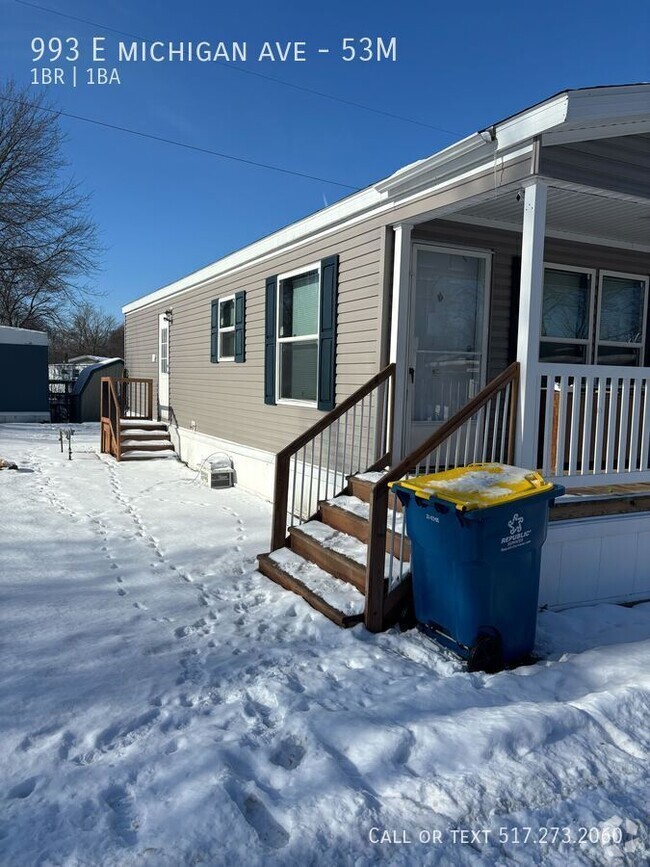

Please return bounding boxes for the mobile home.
[118,84,650,630]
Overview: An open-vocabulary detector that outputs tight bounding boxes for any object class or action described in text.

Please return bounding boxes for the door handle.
[409,367,415,383]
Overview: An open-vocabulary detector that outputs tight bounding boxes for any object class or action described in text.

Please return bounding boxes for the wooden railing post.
[146,379,153,420]
[271,453,290,550]
[365,485,388,631]
[507,366,520,465]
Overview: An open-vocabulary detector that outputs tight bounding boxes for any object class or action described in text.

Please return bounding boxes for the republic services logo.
[508,513,524,536]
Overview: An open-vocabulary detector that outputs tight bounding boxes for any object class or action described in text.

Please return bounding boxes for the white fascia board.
[0,325,48,346]
[499,85,650,149]
[542,118,650,145]
[564,84,650,122]
[122,186,384,314]
[375,133,491,195]
[493,93,570,150]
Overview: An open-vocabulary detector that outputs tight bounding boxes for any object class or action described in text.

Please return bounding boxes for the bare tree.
[49,302,123,361]
[0,80,101,329]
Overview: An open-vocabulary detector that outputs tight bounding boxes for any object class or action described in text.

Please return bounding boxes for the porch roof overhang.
[442,180,650,253]
[381,85,650,200]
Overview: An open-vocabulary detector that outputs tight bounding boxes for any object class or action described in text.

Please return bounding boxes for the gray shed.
[72,357,124,422]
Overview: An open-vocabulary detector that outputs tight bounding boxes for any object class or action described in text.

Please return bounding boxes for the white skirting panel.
[540,513,650,609]
[169,426,275,501]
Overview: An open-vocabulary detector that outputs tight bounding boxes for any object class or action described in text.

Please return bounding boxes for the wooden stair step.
[257,551,364,628]
[120,442,174,452]
[119,449,176,460]
[348,474,403,511]
[119,430,170,441]
[120,419,167,429]
[288,524,367,593]
[319,497,410,560]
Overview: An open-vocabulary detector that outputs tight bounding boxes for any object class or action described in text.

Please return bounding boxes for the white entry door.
[158,313,170,420]
[407,245,490,452]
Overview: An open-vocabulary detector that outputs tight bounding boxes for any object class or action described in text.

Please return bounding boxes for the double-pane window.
[540,266,648,366]
[277,268,319,402]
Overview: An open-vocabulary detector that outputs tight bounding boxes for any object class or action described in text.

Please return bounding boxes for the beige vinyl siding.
[126,219,385,454]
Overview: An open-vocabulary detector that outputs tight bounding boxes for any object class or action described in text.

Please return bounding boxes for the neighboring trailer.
[0,326,49,423]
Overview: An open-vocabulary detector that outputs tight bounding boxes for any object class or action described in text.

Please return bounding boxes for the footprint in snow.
[270,736,305,771]
[223,778,289,850]
[102,784,139,847]
[58,731,76,760]
[8,777,38,799]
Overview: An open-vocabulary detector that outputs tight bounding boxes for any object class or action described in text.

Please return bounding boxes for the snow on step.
[120,449,176,459]
[268,548,365,616]
[121,439,172,447]
[327,494,405,532]
[120,429,169,437]
[120,419,166,428]
[300,519,409,587]
[353,470,387,483]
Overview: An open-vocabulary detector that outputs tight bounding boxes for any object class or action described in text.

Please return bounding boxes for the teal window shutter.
[264,276,277,404]
[317,255,338,411]
[210,299,219,363]
[234,291,246,363]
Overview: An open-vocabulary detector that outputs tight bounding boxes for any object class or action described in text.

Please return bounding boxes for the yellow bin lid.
[389,463,554,511]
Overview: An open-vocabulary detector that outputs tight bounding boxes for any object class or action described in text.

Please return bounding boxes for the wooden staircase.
[119,419,175,461]
[258,362,520,632]
[100,377,175,462]
[258,474,410,628]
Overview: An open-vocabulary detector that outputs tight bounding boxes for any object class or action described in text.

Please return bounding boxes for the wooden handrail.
[378,361,520,490]
[276,364,396,460]
[100,376,122,460]
[271,363,396,550]
[364,361,520,632]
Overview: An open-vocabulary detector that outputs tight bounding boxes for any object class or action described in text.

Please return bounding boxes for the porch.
[261,166,650,630]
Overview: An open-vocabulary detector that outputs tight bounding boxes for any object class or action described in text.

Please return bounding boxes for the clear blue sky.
[1,0,649,317]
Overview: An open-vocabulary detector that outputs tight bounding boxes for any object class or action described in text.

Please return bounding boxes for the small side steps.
[258,474,410,627]
[119,419,175,460]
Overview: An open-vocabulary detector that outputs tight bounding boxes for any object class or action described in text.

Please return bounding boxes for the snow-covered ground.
[1,423,649,866]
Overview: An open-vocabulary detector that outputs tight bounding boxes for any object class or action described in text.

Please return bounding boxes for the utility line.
[14,0,460,136]
[0,95,361,189]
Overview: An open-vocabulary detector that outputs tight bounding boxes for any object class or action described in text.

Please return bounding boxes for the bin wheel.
[468,629,503,674]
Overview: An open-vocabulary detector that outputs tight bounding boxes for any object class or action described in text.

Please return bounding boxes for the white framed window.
[160,323,169,374]
[540,264,596,364]
[218,296,235,361]
[276,263,320,405]
[540,265,649,366]
[595,271,648,366]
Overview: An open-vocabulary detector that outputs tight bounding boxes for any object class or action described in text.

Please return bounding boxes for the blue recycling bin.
[391,464,564,671]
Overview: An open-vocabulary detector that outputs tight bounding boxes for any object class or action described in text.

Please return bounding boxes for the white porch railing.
[537,364,650,484]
